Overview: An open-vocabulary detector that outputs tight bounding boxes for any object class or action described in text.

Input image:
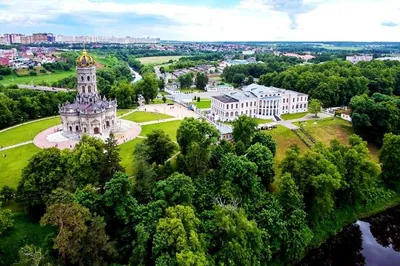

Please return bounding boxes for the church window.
[81,76,84,81]
[88,86,91,93]
[69,126,72,132]
[76,125,79,131]
[87,76,90,81]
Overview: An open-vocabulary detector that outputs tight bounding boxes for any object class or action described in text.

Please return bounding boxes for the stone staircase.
[291,127,315,149]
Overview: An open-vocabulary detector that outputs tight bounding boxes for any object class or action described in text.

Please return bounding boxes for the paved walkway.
[0,141,33,151]
[33,119,141,150]
[277,112,334,129]
[0,116,58,133]
[1,103,200,151]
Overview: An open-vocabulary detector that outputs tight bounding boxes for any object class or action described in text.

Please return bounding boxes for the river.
[130,67,142,83]
[297,206,400,266]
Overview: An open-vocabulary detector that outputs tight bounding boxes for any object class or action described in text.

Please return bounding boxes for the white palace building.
[210,84,308,122]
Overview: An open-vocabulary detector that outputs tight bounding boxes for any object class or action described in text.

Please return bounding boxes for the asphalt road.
[16,84,74,92]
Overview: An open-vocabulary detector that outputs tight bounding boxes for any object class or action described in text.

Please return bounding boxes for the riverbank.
[299,192,400,264]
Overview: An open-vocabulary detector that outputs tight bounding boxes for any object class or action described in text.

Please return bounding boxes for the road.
[16,84,74,92]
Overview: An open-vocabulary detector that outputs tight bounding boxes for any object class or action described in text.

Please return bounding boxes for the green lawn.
[0,144,40,188]
[281,112,309,121]
[0,210,54,266]
[140,120,181,141]
[0,70,75,86]
[123,111,173,123]
[0,117,61,147]
[254,118,273,124]
[295,118,379,162]
[195,99,211,109]
[150,98,173,104]
[119,138,144,176]
[267,125,308,162]
[137,56,182,65]
[117,109,133,117]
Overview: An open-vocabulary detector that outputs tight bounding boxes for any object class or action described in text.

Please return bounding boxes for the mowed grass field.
[281,112,309,120]
[117,109,133,117]
[295,117,379,162]
[0,144,40,188]
[0,70,75,86]
[254,118,273,124]
[195,99,211,109]
[123,111,173,123]
[0,117,61,147]
[137,56,182,65]
[119,138,144,176]
[140,120,181,141]
[266,125,308,162]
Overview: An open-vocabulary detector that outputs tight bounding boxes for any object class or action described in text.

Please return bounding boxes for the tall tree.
[232,115,258,148]
[40,202,111,265]
[17,148,69,216]
[153,205,208,266]
[379,133,400,188]
[308,99,323,118]
[143,129,176,165]
[211,206,267,265]
[246,143,275,189]
[154,173,195,207]
[177,117,220,155]
[134,74,159,104]
[251,131,277,156]
[100,133,124,191]
[195,72,209,90]
[178,73,194,89]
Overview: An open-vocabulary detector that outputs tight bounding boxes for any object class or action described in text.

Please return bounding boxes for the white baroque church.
[59,48,118,136]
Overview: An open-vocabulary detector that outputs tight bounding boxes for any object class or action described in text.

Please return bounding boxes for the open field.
[0,210,54,266]
[92,54,119,67]
[117,109,133,117]
[318,45,361,51]
[0,117,60,147]
[119,138,143,176]
[150,98,173,104]
[124,111,173,123]
[137,56,182,65]
[195,99,211,109]
[0,144,40,188]
[140,120,181,141]
[266,125,308,162]
[295,118,379,162]
[281,112,309,120]
[254,118,273,124]
[0,70,75,86]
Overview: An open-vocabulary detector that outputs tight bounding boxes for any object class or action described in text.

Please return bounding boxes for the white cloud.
[0,0,399,41]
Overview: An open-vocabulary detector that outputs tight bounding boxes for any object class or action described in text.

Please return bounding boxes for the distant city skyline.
[0,0,399,42]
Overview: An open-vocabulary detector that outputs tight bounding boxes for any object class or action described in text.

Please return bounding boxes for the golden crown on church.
[76,46,95,67]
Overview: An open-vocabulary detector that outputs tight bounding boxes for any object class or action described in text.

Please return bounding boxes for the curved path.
[33,119,141,150]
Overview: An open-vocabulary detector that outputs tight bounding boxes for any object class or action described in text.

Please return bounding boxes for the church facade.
[59,49,118,136]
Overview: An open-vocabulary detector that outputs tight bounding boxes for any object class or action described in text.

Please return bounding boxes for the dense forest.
[0,85,75,129]
[258,60,400,107]
[1,115,400,265]
[350,93,400,145]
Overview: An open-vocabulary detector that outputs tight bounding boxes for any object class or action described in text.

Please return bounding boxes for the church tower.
[59,46,118,136]
[75,48,100,103]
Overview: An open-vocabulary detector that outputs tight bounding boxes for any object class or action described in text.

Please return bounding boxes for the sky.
[0,0,400,42]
